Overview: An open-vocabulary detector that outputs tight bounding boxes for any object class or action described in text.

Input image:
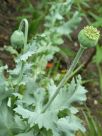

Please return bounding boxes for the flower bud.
[78,26,100,48]
[10,30,24,49]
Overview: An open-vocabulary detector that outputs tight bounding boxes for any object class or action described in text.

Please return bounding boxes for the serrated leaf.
[16,39,59,63]
[14,76,87,136]
[9,62,22,76]
[18,77,38,105]
[0,67,11,104]
[0,100,25,136]
[4,46,18,55]
[14,105,57,130]
[56,12,81,36]
[49,76,87,112]
[45,0,74,28]
[57,115,85,136]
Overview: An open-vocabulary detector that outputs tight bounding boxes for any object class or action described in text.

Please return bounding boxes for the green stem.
[67,63,84,80]
[16,19,28,85]
[42,46,85,112]
[97,64,102,95]
[16,62,24,85]
[18,18,28,52]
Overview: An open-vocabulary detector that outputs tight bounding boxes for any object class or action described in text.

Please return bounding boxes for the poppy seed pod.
[78,26,100,48]
[10,30,24,49]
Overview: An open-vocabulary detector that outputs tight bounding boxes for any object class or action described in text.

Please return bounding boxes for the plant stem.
[67,63,84,80]
[42,46,85,112]
[16,19,28,85]
[18,18,28,52]
[97,64,102,95]
[16,62,24,85]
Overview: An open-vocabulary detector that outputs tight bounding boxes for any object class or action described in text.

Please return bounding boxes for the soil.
[0,0,102,126]
[0,0,19,68]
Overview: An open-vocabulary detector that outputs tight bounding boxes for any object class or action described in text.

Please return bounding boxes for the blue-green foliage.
[0,0,87,136]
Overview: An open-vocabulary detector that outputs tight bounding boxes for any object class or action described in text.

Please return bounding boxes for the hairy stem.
[97,64,102,95]
[18,18,28,52]
[16,19,28,85]
[42,46,85,112]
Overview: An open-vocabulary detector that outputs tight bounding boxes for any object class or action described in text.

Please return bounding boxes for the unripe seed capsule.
[78,26,100,48]
[10,30,24,49]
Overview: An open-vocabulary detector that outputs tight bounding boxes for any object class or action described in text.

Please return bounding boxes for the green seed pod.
[78,26,100,48]
[10,30,24,49]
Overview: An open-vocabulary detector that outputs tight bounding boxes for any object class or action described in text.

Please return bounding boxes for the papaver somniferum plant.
[0,1,100,135]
